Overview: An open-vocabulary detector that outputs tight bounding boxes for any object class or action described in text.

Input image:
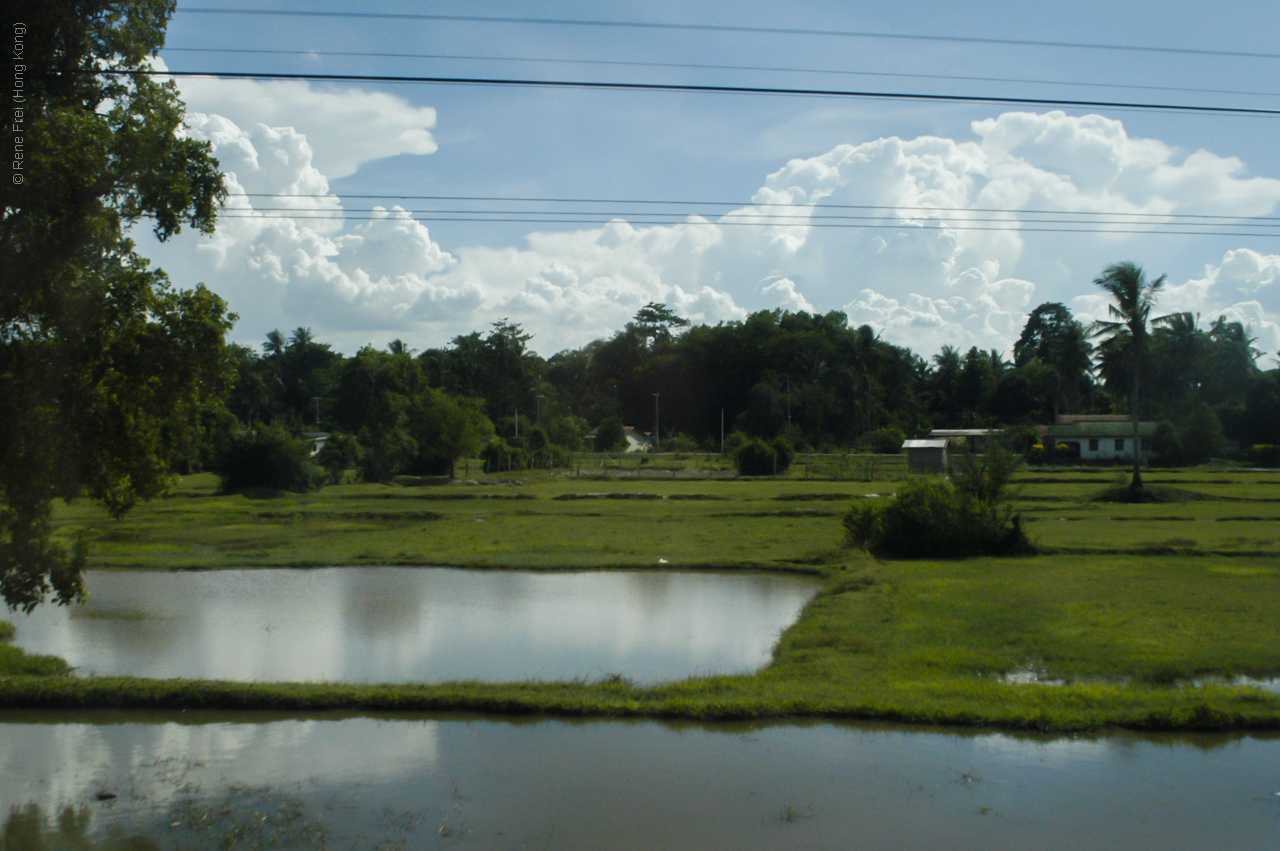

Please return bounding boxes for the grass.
[4,464,1280,731]
[0,619,72,677]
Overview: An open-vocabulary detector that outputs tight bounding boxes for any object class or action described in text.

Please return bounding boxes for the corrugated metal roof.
[1045,421,1158,438]
[903,439,949,449]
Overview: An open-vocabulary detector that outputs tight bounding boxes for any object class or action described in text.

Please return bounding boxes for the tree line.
[197,291,1278,489]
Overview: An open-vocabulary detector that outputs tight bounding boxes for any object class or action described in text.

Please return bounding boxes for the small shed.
[928,428,1000,453]
[903,438,949,473]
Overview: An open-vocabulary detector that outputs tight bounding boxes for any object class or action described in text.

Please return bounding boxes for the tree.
[1,1,234,611]
[1149,312,1205,408]
[1090,262,1166,492]
[1014,303,1094,417]
[631,302,689,349]
[411,390,494,477]
[262,329,286,358]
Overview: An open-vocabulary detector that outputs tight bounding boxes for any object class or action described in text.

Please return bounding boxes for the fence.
[460,452,909,481]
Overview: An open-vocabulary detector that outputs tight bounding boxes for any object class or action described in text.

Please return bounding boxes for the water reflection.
[2,713,1277,851]
[8,568,818,684]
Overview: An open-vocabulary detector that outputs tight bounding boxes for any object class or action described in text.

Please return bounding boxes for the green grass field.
[3,463,1280,731]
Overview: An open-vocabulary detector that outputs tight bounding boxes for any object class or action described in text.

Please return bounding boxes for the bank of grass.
[0,620,72,677]
[5,466,1280,731]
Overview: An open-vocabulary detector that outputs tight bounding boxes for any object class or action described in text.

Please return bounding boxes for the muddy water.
[8,568,819,683]
[1,712,1276,850]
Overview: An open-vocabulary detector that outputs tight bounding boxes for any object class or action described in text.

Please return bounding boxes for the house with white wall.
[1038,415,1157,462]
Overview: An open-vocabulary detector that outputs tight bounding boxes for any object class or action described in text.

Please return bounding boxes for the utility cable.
[161,47,1280,102]
[101,69,1280,117]
[211,211,1280,238]
[175,8,1280,62]
[229,193,1280,223]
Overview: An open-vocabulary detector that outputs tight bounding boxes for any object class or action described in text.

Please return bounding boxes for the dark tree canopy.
[1,0,234,611]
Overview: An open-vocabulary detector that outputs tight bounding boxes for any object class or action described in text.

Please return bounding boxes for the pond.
[2,712,1276,850]
[7,568,819,683]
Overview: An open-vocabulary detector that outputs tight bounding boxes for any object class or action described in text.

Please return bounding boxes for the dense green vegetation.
[4,467,1280,732]
[2,0,234,611]
[844,444,1029,557]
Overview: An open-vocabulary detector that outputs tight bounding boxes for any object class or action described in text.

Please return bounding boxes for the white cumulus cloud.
[140,102,1280,360]
[156,57,437,179]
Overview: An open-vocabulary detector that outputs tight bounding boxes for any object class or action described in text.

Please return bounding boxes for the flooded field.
[3,712,1277,850]
[7,567,819,683]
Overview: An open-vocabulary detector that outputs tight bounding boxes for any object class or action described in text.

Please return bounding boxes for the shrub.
[315,432,362,483]
[735,436,794,476]
[855,425,906,454]
[1246,444,1280,468]
[843,477,1030,558]
[356,425,417,483]
[594,417,627,452]
[664,431,699,454]
[481,438,528,473]
[846,444,1029,559]
[215,423,327,493]
[949,443,1022,504]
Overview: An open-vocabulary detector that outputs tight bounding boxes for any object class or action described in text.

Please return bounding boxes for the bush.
[594,417,627,452]
[481,438,528,473]
[855,425,905,454]
[735,436,794,476]
[1246,444,1280,467]
[315,432,362,483]
[215,423,327,493]
[356,425,417,483]
[843,477,1030,558]
[1152,404,1224,467]
[949,443,1022,504]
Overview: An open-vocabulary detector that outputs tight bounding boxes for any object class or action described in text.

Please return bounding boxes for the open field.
[3,464,1280,731]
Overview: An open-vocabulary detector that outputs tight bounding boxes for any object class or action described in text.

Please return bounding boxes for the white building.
[1038,415,1157,462]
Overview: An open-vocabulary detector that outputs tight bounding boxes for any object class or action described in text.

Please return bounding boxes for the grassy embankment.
[3,464,1280,731]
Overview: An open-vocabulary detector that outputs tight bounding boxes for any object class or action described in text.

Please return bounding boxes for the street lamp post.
[536,394,544,425]
[653,393,660,453]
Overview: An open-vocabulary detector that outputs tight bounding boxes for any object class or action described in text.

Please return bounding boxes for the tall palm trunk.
[1130,359,1143,492]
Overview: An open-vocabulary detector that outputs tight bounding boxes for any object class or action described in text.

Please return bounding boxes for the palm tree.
[289,327,315,349]
[387,338,417,356]
[1091,262,1166,493]
[1151,311,1203,404]
[262,328,286,358]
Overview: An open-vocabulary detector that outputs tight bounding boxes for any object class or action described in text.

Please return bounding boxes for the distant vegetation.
[844,444,1030,558]
[201,293,1276,497]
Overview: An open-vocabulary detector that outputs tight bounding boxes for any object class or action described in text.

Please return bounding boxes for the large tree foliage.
[1014,302,1094,418]
[1,1,233,610]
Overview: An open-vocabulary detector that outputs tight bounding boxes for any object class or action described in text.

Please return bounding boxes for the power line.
[176,8,1280,62]
[108,69,1280,117]
[161,47,1280,101]
[212,211,1280,238]
[231,193,1280,223]
[231,205,1280,229]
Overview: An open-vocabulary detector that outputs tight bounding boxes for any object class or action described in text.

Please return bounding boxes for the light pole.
[311,396,322,428]
[653,393,660,452]
[536,394,544,425]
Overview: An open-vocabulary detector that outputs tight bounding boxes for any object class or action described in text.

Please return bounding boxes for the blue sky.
[139,0,1280,359]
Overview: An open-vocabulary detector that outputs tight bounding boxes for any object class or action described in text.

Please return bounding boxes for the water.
[2,712,1276,850]
[7,568,819,684]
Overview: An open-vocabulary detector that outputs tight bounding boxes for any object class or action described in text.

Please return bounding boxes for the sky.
[137,0,1280,360]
